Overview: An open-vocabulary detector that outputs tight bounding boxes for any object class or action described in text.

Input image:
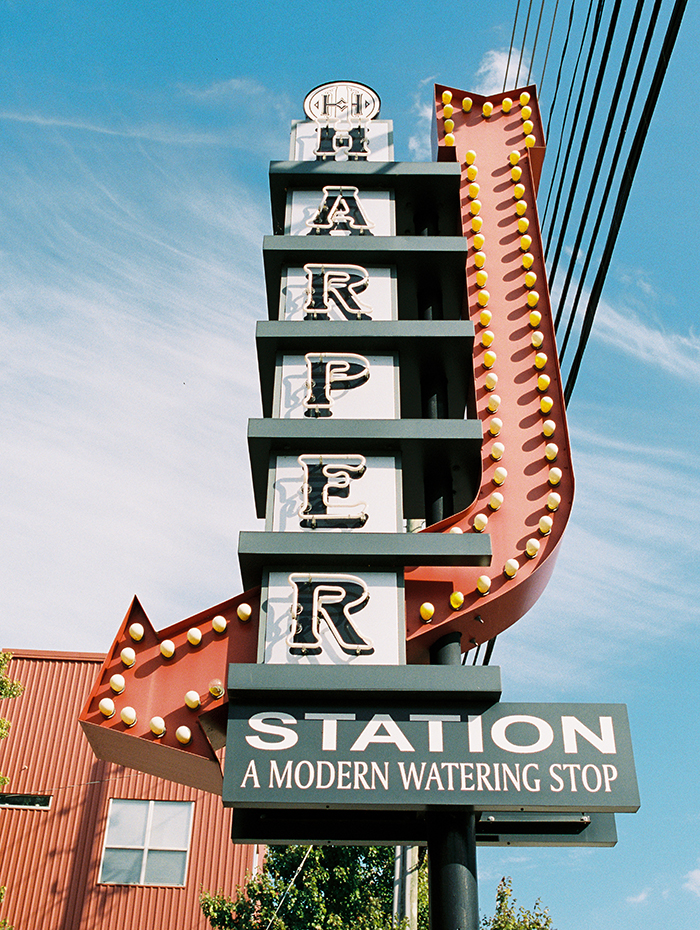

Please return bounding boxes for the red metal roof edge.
[2,649,106,662]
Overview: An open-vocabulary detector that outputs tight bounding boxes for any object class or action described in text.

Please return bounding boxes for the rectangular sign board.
[222,666,639,814]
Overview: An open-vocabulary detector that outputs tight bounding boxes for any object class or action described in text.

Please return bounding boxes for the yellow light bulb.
[470,199,482,215]
[481,329,494,347]
[477,289,490,306]
[476,269,488,287]
[518,217,530,233]
[491,442,505,461]
[516,200,528,216]
[444,118,454,132]
[467,164,478,180]
[212,615,227,633]
[537,374,551,392]
[120,647,135,668]
[534,352,548,369]
[525,270,537,288]
[513,183,525,200]
[523,120,534,135]
[504,558,519,578]
[521,105,532,120]
[444,104,454,118]
[529,310,542,327]
[120,706,137,727]
[420,602,435,622]
[187,627,202,646]
[539,515,553,535]
[489,491,504,510]
[110,674,125,693]
[493,466,507,485]
[477,575,492,595]
[445,133,455,146]
[502,97,513,113]
[471,215,483,232]
[511,165,522,182]
[526,538,541,557]
[489,418,503,437]
[160,639,175,658]
[473,513,489,532]
[442,90,453,104]
[237,603,252,622]
[479,308,492,326]
[463,98,473,112]
[465,148,476,163]
[149,716,166,737]
[468,182,480,199]
[99,698,115,718]
[520,234,533,251]
[522,253,534,269]
[525,134,536,148]
[531,330,544,348]
[548,467,562,486]
[176,726,192,745]
[129,623,144,641]
[487,393,501,412]
[485,372,498,390]
[474,251,486,268]
[547,492,561,511]
[473,232,485,250]
[450,591,465,610]
[483,349,497,369]
[527,290,540,307]
[520,91,531,106]
[509,150,520,166]
[483,101,494,117]
[185,690,201,709]
[545,443,559,461]
[540,395,554,414]
[543,419,556,437]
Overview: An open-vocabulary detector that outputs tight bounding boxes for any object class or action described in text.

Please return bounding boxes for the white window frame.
[98,799,194,887]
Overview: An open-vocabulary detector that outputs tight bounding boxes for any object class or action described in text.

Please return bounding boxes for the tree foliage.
[0,652,23,786]
[201,845,404,930]
[481,877,555,930]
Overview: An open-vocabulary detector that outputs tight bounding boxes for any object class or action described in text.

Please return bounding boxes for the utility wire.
[264,846,314,930]
[559,0,664,361]
[526,0,548,84]
[543,0,606,253]
[547,0,624,297]
[515,0,536,86]
[538,0,562,95]
[503,0,523,91]
[555,0,649,349]
[542,0,596,225]
[564,0,691,402]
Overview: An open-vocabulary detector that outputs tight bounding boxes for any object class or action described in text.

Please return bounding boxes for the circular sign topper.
[303,81,381,122]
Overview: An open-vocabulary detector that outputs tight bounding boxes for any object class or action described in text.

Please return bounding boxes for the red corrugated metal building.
[0,650,258,928]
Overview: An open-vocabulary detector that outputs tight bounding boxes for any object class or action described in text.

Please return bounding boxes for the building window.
[0,794,52,809]
[99,799,193,886]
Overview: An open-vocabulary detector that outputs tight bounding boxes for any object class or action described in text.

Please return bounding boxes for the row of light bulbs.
[420,115,561,625]
[97,605,252,740]
[440,89,537,152]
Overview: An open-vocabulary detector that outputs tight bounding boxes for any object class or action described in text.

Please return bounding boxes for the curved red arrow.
[405,84,574,662]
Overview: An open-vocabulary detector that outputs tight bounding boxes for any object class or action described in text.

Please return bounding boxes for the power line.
[564,0,691,401]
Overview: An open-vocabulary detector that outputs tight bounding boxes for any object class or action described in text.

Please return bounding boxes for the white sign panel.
[282,265,396,322]
[263,570,404,665]
[290,119,394,162]
[270,454,401,533]
[277,354,398,419]
[286,189,394,237]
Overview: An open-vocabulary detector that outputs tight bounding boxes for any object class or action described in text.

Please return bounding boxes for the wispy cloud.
[684,869,700,897]
[474,48,532,95]
[626,888,651,904]
[407,76,436,162]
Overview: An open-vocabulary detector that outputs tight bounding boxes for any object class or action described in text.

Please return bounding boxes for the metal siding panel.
[0,653,256,930]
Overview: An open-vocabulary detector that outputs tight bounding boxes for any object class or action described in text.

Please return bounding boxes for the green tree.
[481,877,555,930]
[201,845,405,930]
[0,651,23,785]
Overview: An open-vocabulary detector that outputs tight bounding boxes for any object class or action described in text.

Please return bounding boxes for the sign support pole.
[427,633,479,930]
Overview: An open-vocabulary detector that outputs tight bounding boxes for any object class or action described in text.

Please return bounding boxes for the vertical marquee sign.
[79,84,638,918]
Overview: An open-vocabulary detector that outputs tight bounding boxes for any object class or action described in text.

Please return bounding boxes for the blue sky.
[2,1,700,927]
